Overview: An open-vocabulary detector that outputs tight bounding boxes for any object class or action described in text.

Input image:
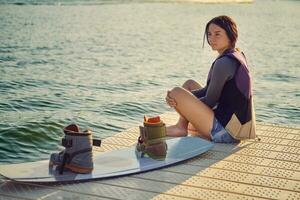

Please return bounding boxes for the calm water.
[0,0,299,164]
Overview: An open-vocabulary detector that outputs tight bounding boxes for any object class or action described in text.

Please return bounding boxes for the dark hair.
[203,15,238,49]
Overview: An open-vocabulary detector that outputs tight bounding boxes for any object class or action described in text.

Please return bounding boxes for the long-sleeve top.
[191,50,256,140]
[191,56,239,109]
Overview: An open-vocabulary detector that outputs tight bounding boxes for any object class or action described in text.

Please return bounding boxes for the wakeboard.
[0,136,213,183]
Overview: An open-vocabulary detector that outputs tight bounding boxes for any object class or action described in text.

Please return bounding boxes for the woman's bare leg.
[166,80,203,137]
[166,87,214,140]
[182,79,204,133]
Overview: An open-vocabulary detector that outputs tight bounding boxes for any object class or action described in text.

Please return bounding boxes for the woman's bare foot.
[166,125,188,137]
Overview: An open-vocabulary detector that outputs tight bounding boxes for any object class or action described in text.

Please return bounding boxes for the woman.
[166,15,256,143]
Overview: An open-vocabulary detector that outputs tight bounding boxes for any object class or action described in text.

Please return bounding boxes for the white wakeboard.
[0,136,213,183]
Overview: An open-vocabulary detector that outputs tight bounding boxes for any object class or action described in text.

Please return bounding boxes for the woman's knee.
[182,79,202,91]
[169,87,185,98]
[169,87,191,102]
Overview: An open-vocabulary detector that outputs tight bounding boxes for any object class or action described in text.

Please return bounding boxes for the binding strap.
[143,124,166,141]
[92,139,101,147]
[62,138,72,148]
[59,147,93,174]
[59,153,70,174]
[61,138,101,148]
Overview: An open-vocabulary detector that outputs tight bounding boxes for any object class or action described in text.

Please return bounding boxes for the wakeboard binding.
[49,124,101,174]
[136,116,167,160]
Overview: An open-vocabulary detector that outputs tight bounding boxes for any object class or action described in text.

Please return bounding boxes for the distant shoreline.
[2,0,255,6]
[145,0,254,3]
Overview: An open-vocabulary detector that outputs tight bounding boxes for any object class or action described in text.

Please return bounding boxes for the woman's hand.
[165,90,177,108]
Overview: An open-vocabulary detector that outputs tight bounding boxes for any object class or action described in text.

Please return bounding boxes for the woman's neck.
[218,48,234,55]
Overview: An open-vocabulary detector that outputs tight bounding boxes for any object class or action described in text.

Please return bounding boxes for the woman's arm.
[200,57,238,108]
[191,87,207,98]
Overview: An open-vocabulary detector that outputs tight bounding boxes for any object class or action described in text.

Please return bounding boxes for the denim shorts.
[210,118,239,143]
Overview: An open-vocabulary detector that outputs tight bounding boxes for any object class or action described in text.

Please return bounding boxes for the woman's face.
[207,23,231,54]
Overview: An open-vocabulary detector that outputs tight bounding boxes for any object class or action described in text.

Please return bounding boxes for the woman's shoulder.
[214,55,239,69]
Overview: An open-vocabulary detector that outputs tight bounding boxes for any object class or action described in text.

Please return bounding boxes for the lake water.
[0,0,299,164]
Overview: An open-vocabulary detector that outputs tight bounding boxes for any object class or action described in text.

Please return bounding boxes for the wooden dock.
[0,112,299,200]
